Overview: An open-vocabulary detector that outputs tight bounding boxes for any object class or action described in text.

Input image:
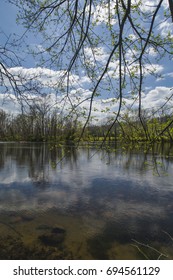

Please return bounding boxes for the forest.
[0,106,173,143]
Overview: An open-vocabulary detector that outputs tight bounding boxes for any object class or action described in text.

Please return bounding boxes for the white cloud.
[8,67,67,87]
[142,86,173,110]
[106,62,164,80]
[165,72,173,78]
[0,56,170,123]
[84,46,109,67]
[139,0,162,12]
[1,85,173,124]
[92,1,117,26]
[0,93,21,114]
[146,47,158,57]
[80,76,91,84]
[29,43,45,53]
[162,0,169,9]
[102,98,116,104]
[143,64,164,75]
[158,21,173,37]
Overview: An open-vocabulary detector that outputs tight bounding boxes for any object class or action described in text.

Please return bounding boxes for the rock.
[38,226,66,246]
[38,232,65,246]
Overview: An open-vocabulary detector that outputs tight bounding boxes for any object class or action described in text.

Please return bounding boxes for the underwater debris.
[0,235,72,260]
[38,226,66,247]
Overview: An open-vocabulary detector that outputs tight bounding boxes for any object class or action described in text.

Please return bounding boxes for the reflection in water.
[0,142,173,259]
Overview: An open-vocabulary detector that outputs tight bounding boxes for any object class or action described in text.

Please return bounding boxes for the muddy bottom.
[0,209,172,260]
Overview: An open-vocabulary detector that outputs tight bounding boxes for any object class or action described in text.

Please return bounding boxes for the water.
[0,142,173,259]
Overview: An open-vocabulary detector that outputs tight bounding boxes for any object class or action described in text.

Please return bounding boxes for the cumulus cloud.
[0,29,170,123]
[158,21,173,37]
[106,62,164,81]
[1,84,173,123]
[142,86,173,110]
[92,1,117,26]
[8,66,69,88]
[139,0,162,12]
[84,46,109,67]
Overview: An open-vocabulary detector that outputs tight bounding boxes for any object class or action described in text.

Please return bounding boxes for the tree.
[3,0,173,141]
[0,31,22,97]
[0,109,10,139]
[0,31,49,113]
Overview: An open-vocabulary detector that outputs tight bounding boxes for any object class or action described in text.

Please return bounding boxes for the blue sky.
[0,0,173,122]
[0,0,18,35]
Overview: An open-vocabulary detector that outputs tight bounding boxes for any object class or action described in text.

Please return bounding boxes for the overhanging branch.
[168,0,173,22]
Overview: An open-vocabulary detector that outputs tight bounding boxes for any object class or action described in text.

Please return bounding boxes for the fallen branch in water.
[162,230,173,242]
[131,239,168,260]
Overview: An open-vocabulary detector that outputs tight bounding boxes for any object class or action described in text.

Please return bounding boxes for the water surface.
[0,142,173,259]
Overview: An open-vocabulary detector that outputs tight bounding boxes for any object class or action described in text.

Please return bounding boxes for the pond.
[0,142,173,260]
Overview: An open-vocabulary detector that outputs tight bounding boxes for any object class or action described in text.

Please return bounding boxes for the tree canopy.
[1,0,173,141]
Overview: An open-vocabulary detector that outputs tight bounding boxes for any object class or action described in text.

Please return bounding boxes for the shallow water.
[0,142,173,259]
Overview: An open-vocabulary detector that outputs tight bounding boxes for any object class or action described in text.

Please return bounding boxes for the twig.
[162,230,173,242]
[132,239,168,259]
[131,244,149,259]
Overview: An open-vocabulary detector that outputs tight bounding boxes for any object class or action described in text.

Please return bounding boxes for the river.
[0,142,173,259]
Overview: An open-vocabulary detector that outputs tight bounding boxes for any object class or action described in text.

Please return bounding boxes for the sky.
[0,0,173,122]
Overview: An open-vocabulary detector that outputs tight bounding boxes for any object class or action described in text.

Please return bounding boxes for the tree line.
[0,106,173,143]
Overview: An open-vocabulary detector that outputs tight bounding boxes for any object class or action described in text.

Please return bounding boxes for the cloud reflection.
[0,142,173,247]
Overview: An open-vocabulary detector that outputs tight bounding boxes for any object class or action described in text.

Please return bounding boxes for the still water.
[0,142,173,259]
